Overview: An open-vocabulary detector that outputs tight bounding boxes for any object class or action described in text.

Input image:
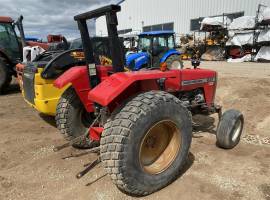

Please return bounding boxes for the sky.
[0,0,118,41]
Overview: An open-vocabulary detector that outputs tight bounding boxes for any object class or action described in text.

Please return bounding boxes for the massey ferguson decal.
[182,77,216,86]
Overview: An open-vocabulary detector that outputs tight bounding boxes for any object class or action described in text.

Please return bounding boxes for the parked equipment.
[0,15,66,93]
[18,37,114,117]
[0,16,22,93]
[53,5,244,196]
[126,31,183,70]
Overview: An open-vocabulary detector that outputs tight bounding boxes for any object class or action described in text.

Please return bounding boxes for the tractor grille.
[22,64,37,105]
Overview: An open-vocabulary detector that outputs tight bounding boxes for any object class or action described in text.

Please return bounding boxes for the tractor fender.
[54,66,94,112]
[160,49,181,63]
[88,70,180,107]
[126,52,149,70]
[54,66,88,89]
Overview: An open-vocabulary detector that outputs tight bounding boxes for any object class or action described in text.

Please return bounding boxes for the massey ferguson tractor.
[53,5,244,196]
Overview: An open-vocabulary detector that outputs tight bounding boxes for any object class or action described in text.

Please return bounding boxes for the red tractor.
[53,5,244,196]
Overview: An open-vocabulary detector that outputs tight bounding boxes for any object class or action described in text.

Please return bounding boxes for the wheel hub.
[139,120,181,174]
[171,60,181,69]
[232,120,242,142]
[145,136,157,148]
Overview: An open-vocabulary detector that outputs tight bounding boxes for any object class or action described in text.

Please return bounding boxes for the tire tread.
[55,87,78,140]
[100,91,191,195]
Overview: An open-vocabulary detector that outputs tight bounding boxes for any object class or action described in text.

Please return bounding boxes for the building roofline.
[116,0,125,5]
[139,30,175,36]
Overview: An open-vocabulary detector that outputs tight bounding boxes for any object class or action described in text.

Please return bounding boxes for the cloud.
[0,0,118,40]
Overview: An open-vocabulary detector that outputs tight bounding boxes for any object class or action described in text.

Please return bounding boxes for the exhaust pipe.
[15,15,27,47]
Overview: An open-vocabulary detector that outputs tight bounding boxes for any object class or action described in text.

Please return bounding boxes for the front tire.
[0,59,12,94]
[55,87,94,141]
[100,91,192,196]
[165,54,184,69]
[216,109,244,149]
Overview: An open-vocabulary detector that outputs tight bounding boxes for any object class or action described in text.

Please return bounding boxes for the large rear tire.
[100,91,192,196]
[0,59,12,94]
[55,87,94,141]
[165,54,184,69]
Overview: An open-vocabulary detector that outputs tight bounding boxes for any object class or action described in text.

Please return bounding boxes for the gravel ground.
[0,61,269,200]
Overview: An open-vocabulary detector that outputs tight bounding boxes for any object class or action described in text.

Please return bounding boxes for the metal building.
[95,0,270,35]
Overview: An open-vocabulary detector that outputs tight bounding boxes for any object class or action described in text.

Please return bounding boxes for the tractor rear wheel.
[0,59,12,94]
[165,55,184,69]
[100,91,192,196]
[55,87,94,141]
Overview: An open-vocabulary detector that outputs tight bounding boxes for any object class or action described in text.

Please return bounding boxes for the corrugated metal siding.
[96,0,270,35]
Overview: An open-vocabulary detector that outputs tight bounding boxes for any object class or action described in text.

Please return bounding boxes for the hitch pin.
[76,157,101,179]
[62,146,100,159]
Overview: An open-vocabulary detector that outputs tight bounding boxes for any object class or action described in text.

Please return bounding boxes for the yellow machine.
[18,37,113,116]
[21,68,69,116]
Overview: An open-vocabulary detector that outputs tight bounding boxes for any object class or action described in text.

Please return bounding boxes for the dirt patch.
[259,184,270,200]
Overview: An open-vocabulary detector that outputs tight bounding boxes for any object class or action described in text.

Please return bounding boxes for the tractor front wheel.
[216,109,244,149]
[0,59,12,94]
[55,87,95,141]
[100,91,192,196]
[165,54,184,69]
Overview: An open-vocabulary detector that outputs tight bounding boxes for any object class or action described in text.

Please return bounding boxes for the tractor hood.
[126,52,149,70]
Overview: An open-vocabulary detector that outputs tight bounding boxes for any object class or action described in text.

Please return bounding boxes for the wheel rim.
[171,60,181,69]
[232,120,242,142]
[139,120,181,175]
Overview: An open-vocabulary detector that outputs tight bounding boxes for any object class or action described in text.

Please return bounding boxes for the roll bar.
[74,4,124,88]
[74,4,121,20]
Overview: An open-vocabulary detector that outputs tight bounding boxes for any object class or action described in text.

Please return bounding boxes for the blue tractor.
[126,31,183,70]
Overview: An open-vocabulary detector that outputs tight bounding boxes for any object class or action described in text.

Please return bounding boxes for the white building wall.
[96,0,270,36]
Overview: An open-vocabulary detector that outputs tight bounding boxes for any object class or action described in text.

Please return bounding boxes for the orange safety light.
[160,62,167,72]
